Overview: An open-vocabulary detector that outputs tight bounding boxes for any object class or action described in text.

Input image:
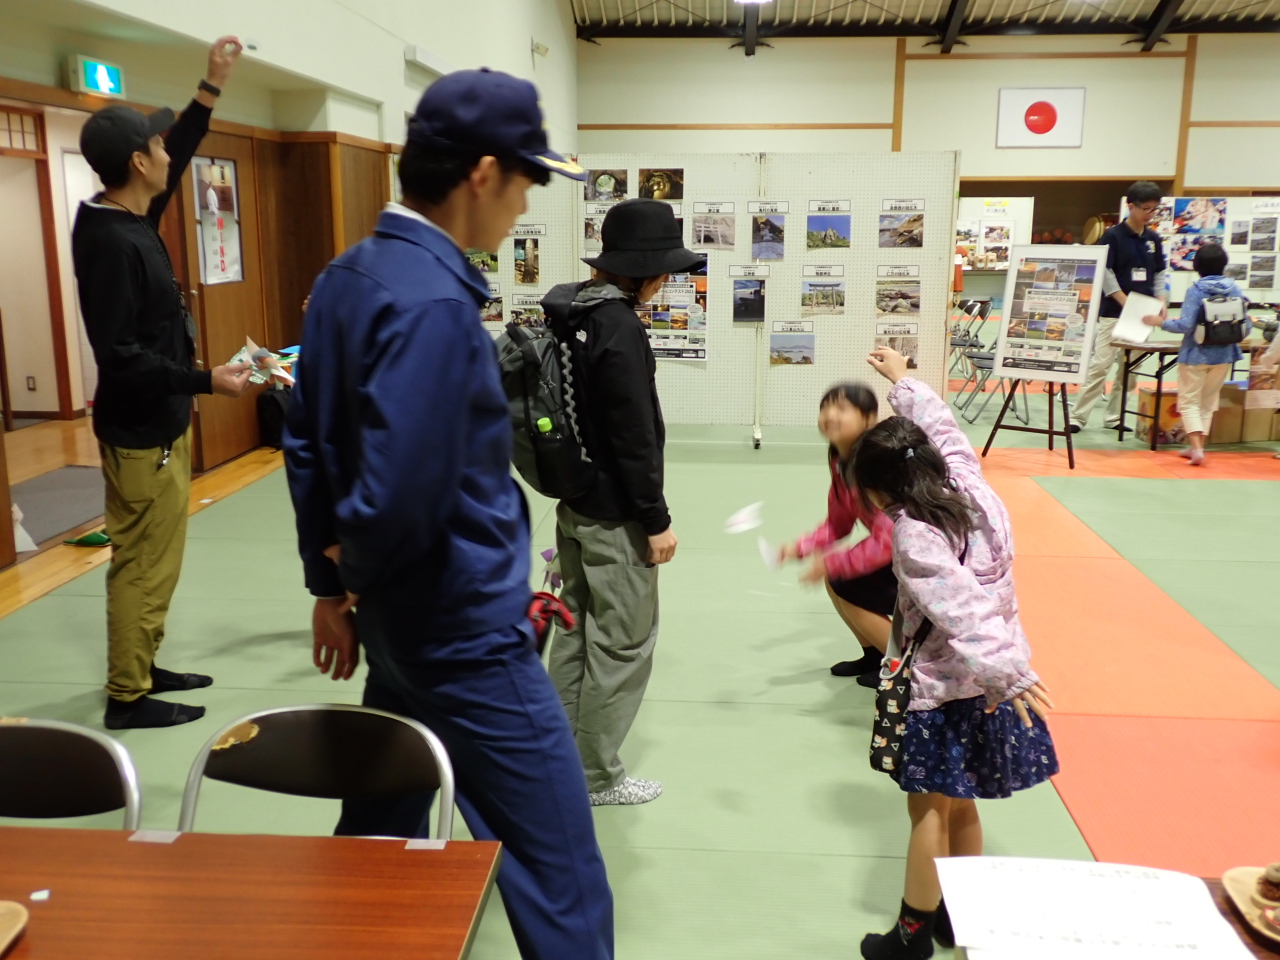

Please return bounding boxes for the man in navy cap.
[73,37,253,730]
[285,70,612,959]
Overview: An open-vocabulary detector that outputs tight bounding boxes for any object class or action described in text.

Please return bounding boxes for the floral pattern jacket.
[887,378,1039,711]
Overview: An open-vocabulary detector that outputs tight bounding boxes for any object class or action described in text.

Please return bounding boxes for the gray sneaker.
[589,777,663,806]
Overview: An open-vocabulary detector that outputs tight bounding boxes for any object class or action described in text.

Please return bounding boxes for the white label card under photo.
[729,264,771,277]
[882,199,926,213]
[664,202,683,216]
[877,265,921,278]
[1255,198,1280,216]
[487,281,501,297]
[748,201,790,214]
[694,202,735,214]
[875,321,919,336]
[584,202,615,216]
[803,264,845,277]
[808,199,851,213]
[773,321,814,333]
[511,295,542,307]
[511,223,547,237]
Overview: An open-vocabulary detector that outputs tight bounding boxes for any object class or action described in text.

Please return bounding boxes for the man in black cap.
[285,69,612,959]
[541,199,697,806]
[73,36,253,730]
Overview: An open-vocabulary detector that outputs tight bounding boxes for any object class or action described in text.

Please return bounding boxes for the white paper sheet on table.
[1112,292,1164,346]
[937,857,1253,959]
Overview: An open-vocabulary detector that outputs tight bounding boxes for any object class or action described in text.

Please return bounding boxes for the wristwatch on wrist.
[198,79,222,97]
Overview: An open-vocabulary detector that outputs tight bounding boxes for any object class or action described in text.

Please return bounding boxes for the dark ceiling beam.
[744,4,760,55]
[937,0,974,52]
[577,18,1280,39]
[1139,0,1189,49]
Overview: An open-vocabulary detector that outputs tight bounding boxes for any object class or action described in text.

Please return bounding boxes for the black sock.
[150,666,213,692]
[105,695,205,729]
[860,900,936,960]
[831,647,881,677]
[934,899,954,949]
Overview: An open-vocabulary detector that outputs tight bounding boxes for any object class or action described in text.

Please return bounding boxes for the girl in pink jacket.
[780,383,895,687]
[851,347,1056,960]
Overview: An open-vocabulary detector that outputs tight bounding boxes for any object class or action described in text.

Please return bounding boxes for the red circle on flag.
[1024,101,1058,135]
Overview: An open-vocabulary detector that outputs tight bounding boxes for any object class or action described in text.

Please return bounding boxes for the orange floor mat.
[1014,554,1280,721]
[1048,714,1280,877]
[985,476,1118,559]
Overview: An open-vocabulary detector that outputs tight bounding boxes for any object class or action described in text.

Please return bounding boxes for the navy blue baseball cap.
[408,68,585,181]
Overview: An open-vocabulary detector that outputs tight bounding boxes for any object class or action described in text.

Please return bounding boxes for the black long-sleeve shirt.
[72,99,214,449]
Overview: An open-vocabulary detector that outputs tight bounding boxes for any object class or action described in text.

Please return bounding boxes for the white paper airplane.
[724,501,763,534]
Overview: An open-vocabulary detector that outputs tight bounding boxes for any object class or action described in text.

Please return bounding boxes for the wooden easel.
[981,379,1076,469]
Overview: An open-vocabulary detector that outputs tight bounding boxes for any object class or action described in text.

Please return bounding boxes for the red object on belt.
[528,592,575,655]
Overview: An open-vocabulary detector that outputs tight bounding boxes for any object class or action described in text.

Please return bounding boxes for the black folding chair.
[178,704,455,838]
[0,718,141,829]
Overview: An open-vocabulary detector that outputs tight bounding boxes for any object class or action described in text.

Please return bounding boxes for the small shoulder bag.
[869,542,967,774]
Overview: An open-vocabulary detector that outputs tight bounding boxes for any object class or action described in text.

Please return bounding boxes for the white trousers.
[1070,315,1126,427]
[1177,362,1230,436]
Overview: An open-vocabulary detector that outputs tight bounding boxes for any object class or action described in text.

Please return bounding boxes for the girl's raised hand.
[867,346,909,384]
[987,682,1055,728]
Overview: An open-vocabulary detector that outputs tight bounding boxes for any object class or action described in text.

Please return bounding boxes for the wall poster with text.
[192,157,242,285]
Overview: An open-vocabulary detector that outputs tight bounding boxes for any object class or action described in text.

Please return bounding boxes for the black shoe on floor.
[1068,423,1082,434]
[150,666,213,692]
[856,671,880,689]
[105,695,206,729]
[832,648,881,677]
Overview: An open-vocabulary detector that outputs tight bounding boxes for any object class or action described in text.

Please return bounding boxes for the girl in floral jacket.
[780,383,895,686]
[851,347,1057,960]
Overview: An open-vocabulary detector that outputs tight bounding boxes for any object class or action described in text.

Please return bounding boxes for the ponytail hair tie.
[904,448,915,459]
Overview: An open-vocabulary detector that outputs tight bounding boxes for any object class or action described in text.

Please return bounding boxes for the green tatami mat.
[1035,477,1280,688]
[0,449,1092,960]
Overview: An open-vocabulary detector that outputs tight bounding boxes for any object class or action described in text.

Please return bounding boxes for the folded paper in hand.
[1112,292,1165,347]
[228,336,295,386]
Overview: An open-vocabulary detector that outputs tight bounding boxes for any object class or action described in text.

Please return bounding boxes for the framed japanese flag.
[996,88,1086,148]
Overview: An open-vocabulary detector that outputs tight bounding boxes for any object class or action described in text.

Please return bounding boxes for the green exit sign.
[68,55,126,98]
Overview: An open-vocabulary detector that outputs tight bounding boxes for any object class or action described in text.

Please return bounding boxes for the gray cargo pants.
[548,503,659,793]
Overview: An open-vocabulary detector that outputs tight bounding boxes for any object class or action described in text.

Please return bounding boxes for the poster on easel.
[992,245,1108,385]
[192,157,242,285]
[635,269,707,361]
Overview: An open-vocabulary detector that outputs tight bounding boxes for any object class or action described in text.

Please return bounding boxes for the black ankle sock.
[105,695,205,729]
[150,666,213,692]
[934,899,954,948]
[831,647,881,677]
[860,900,936,960]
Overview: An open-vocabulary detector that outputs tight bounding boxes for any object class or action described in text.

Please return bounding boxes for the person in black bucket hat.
[541,199,703,807]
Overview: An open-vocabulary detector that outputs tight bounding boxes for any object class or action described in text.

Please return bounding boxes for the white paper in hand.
[758,536,780,570]
[1112,292,1164,347]
[724,501,763,534]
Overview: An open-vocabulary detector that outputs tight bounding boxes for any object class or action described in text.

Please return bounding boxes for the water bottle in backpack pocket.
[495,322,597,500]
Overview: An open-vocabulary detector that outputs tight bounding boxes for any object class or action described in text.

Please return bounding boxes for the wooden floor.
[0,418,282,619]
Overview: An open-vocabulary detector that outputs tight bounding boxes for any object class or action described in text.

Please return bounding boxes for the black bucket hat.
[583,199,704,278]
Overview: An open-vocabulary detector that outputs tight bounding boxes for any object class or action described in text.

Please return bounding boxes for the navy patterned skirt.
[887,695,1059,799]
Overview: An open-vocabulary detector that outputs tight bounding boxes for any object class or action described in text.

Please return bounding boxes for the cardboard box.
[1137,385,1184,445]
[1243,406,1275,443]
[1209,404,1243,444]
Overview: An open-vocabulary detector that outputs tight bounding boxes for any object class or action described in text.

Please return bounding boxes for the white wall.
[1184,34,1280,189]
[0,157,60,412]
[577,37,896,154]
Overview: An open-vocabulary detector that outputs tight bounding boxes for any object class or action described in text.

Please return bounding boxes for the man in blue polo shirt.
[1070,180,1169,432]
[285,71,612,960]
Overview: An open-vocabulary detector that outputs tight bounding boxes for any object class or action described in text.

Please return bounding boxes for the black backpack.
[1196,295,1248,346]
[495,322,596,500]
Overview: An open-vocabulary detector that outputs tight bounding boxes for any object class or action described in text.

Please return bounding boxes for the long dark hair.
[849,416,975,549]
[821,382,878,462]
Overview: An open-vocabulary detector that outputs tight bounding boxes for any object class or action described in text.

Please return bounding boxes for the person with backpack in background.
[284,70,614,960]
[539,199,701,806]
[1142,242,1250,466]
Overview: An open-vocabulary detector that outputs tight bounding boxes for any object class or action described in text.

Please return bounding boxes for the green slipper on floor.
[64,531,111,547]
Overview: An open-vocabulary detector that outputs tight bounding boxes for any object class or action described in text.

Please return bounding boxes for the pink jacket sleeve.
[796,476,854,558]
[888,378,983,489]
[822,509,894,581]
[895,520,1037,706]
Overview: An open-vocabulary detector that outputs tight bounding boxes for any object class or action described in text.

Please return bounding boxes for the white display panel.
[991,245,1109,386]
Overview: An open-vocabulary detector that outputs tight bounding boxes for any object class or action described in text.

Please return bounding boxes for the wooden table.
[1114,338,1270,451]
[1207,878,1280,958]
[0,827,500,960]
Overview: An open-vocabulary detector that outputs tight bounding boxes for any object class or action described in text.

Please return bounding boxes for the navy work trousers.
[335,602,614,960]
